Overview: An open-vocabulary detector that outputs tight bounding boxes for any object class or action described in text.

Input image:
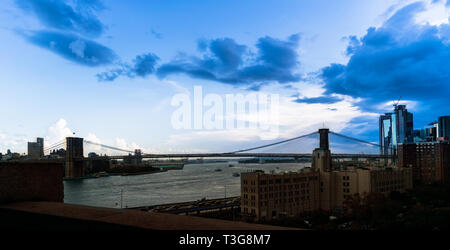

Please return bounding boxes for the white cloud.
[45,118,73,146]
[383,0,450,26]
[0,133,28,153]
[114,138,140,151]
[84,133,103,154]
[289,81,326,98]
[375,100,419,112]
[415,0,450,26]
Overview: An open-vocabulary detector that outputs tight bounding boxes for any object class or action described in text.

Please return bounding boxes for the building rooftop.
[0,201,297,230]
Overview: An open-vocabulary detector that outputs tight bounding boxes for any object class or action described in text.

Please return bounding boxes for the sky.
[1,0,450,155]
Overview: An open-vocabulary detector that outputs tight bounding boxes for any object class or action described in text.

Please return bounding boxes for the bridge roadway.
[85,152,393,160]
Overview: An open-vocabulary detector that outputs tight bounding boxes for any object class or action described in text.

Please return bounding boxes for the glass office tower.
[379,105,414,155]
[380,113,393,155]
[438,116,450,138]
[395,105,414,144]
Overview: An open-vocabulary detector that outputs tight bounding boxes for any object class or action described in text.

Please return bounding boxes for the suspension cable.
[84,140,134,153]
[44,141,66,152]
[43,140,65,151]
[228,131,318,154]
[330,131,394,152]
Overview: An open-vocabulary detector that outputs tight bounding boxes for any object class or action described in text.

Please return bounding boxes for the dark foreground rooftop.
[0,201,296,230]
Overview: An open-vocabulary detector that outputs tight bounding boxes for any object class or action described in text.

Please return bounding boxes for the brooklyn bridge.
[40,128,395,178]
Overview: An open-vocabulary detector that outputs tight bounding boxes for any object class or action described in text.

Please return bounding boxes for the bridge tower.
[65,137,84,178]
[312,128,332,172]
[319,128,329,149]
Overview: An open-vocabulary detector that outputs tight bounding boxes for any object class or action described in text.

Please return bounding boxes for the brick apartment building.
[398,141,450,184]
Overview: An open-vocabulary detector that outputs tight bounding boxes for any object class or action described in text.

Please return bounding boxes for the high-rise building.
[37,137,44,157]
[395,105,414,144]
[379,105,414,155]
[414,124,438,142]
[380,113,394,155]
[27,137,44,159]
[438,116,450,139]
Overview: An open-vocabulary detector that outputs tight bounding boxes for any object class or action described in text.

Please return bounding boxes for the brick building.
[398,141,450,184]
[241,170,320,220]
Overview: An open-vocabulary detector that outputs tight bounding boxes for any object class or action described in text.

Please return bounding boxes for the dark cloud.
[320,2,450,110]
[15,0,105,37]
[294,95,343,104]
[153,34,302,86]
[97,53,160,81]
[14,0,118,69]
[21,30,116,66]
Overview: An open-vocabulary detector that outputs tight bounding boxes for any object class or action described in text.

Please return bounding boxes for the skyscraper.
[395,105,414,144]
[379,113,394,155]
[27,137,44,159]
[36,137,44,157]
[379,105,414,155]
[438,116,450,139]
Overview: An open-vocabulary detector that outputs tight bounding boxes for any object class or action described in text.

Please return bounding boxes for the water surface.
[64,162,308,208]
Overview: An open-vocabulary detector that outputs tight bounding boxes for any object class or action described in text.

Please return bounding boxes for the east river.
[64,162,309,208]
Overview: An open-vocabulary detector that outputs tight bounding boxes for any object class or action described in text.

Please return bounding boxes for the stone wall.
[0,161,63,203]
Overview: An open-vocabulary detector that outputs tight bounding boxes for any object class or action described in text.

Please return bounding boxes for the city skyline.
[2,0,450,154]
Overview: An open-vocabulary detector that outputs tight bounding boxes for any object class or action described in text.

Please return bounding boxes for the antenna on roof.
[393,96,402,109]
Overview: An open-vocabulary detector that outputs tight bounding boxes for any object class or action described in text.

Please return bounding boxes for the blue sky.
[1,0,450,154]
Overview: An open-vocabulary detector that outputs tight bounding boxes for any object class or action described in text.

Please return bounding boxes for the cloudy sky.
[1,0,450,155]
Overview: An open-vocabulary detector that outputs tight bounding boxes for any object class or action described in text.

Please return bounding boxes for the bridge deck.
[40,153,393,162]
[91,153,393,160]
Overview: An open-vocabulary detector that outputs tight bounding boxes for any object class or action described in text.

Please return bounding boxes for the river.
[64,162,309,208]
